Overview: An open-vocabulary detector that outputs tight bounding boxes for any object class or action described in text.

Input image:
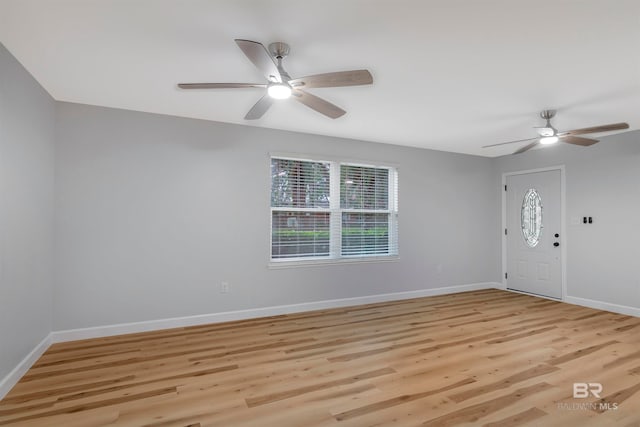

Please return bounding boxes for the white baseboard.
[564,296,640,317]
[51,282,498,343]
[494,280,507,290]
[0,333,51,400]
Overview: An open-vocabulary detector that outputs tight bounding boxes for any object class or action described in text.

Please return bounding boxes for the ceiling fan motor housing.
[536,110,557,136]
[537,127,556,137]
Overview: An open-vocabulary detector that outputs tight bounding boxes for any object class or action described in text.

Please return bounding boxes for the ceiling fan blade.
[244,95,274,120]
[178,83,267,89]
[288,70,373,89]
[234,39,282,83]
[292,90,346,119]
[482,137,538,148]
[561,135,599,146]
[559,122,629,136]
[513,140,539,155]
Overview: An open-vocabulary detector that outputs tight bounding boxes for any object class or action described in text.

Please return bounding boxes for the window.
[271,156,398,262]
[270,158,331,259]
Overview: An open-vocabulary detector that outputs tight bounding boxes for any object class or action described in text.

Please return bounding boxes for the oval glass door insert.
[521,188,542,247]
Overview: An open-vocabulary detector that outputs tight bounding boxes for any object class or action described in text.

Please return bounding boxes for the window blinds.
[271,157,398,261]
[339,165,398,257]
[271,158,331,259]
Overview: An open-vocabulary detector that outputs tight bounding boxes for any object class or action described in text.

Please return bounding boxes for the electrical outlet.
[221,282,230,294]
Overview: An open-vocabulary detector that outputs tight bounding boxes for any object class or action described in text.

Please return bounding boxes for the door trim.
[500,166,566,300]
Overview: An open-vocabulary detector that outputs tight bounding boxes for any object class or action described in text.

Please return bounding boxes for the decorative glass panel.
[521,188,543,247]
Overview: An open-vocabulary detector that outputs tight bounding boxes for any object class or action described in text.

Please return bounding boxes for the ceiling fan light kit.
[540,136,559,145]
[267,83,292,99]
[483,109,629,154]
[178,39,373,120]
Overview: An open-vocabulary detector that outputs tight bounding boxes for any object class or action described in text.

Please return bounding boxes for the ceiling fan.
[483,110,629,154]
[178,39,373,120]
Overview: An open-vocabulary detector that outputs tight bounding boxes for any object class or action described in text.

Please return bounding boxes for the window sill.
[268,255,400,269]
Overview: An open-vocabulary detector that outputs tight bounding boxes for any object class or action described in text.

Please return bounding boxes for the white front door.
[506,170,562,299]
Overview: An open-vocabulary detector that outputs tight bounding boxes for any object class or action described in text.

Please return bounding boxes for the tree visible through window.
[270,157,398,261]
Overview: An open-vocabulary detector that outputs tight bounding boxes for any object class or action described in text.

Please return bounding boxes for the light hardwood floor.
[1,289,639,426]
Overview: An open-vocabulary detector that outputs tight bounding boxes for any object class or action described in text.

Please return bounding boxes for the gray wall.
[493,132,640,308]
[53,102,499,330]
[0,44,55,379]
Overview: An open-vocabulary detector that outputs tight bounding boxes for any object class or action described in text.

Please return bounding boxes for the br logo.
[573,383,602,398]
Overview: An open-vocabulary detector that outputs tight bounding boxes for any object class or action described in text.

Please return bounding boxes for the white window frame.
[269,154,399,267]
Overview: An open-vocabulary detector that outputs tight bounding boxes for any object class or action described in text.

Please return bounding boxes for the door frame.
[500,165,566,300]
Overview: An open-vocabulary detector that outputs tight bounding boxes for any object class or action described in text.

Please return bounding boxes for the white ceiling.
[1,0,639,157]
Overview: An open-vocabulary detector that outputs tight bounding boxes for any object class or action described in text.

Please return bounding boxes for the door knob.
[553,242,560,247]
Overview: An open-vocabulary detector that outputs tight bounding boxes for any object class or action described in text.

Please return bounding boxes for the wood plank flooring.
[1,289,639,426]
